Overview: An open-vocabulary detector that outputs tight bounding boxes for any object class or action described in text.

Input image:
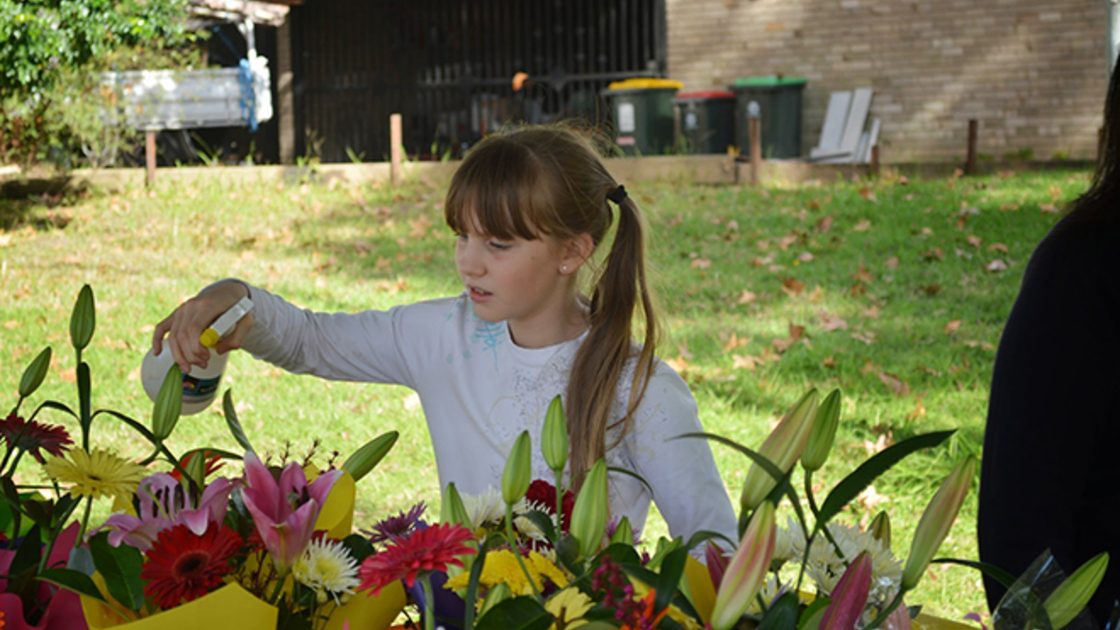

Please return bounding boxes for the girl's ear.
[560,233,595,274]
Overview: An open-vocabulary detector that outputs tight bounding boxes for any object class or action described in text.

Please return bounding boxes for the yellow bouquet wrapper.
[82,582,277,630]
[683,554,716,624]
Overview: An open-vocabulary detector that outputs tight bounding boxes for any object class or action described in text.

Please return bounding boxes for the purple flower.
[364,502,426,546]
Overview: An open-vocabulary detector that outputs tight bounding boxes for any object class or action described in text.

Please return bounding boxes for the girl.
[154,125,738,546]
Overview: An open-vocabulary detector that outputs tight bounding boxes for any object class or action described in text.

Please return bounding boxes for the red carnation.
[0,412,72,464]
[357,523,476,596]
[141,523,243,609]
[525,479,575,532]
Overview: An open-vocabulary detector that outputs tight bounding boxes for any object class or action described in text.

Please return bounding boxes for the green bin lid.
[606,78,684,91]
[731,76,807,87]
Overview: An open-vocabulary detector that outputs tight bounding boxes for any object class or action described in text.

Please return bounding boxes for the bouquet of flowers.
[353,389,1110,630]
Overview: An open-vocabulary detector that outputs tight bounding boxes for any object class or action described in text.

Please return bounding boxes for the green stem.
[860,588,906,630]
[421,574,436,630]
[77,496,93,546]
[554,471,564,534]
[268,568,288,605]
[505,504,543,601]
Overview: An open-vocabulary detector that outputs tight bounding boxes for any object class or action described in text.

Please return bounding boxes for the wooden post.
[749,117,761,186]
[145,131,157,186]
[870,144,880,177]
[390,113,402,185]
[965,119,978,175]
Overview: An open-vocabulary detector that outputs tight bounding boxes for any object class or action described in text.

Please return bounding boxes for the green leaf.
[798,596,833,630]
[89,532,146,611]
[341,431,398,482]
[18,346,51,398]
[222,390,254,453]
[38,568,106,601]
[473,595,554,630]
[758,591,800,630]
[69,284,95,351]
[78,361,91,438]
[817,430,955,526]
[930,558,1021,590]
[652,546,689,614]
[151,362,183,441]
[521,509,558,543]
[10,524,42,577]
[674,432,787,493]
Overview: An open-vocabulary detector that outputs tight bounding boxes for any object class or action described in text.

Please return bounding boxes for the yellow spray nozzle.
[200,328,220,348]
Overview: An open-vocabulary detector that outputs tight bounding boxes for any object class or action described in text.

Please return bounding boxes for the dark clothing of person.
[980,205,1120,626]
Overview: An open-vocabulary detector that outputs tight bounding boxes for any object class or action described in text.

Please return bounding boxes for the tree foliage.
[0,0,191,100]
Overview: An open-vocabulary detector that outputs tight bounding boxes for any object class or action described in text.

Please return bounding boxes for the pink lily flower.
[820,551,872,630]
[240,451,343,575]
[102,472,232,550]
[705,540,730,591]
[709,501,777,630]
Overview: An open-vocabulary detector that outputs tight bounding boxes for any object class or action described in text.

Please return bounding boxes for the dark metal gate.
[290,0,666,163]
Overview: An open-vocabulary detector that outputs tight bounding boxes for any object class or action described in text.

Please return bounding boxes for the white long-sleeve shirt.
[240,284,738,545]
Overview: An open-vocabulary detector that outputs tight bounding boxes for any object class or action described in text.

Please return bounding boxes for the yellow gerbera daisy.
[444,549,570,596]
[43,448,146,501]
[544,587,592,630]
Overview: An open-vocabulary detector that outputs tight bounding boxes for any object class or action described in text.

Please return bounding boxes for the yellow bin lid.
[606,78,684,91]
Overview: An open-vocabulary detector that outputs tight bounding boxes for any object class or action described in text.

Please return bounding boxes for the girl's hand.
[152,281,255,373]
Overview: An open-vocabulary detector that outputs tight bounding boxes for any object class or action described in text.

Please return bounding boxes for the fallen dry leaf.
[851,331,876,345]
[851,264,875,283]
[3,320,17,330]
[859,188,878,202]
[768,264,787,273]
[850,283,866,297]
[823,356,838,369]
[878,372,911,396]
[751,255,774,267]
[852,219,871,232]
[907,399,927,420]
[861,432,893,456]
[966,235,982,248]
[1039,203,1060,214]
[732,354,760,371]
[986,259,1008,272]
[1000,203,1020,212]
[781,278,807,296]
[989,243,1009,253]
[799,252,815,263]
[819,314,849,331]
[863,305,880,319]
[691,258,712,269]
[815,215,834,232]
[921,283,941,296]
[884,256,899,269]
[404,392,422,411]
[737,289,757,304]
[664,355,691,374]
[945,320,962,334]
[858,484,891,512]
[921,247,945,262]
[723,332,750,351]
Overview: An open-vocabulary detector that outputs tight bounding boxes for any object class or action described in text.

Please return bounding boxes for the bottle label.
[183,373,221,403]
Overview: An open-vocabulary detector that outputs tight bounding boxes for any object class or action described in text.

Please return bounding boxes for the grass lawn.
[0,164,1089,621]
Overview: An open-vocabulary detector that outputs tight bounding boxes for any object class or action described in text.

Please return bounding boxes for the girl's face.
[454,218,580,348]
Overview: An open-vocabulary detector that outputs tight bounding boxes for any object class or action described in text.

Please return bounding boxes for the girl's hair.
[444,125,660,489]
[1072,55,1120,222]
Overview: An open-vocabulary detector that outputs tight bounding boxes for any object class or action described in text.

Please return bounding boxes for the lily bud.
[740,389,818,511]
[801,388,841,472]
[709,500,776,630]
[341,431,399,483]
[542,395,569,474]
[151,364,183,441]
[901,456,976,591]
[1045,552,1109,630]
[569,458,608,560]
[610,516,633,546]
[869,511,891,548]
[820,551,872,630]
[441,482,473,529]
[501,431,532,506]
[19,347,51,398]
[69,284,95,352]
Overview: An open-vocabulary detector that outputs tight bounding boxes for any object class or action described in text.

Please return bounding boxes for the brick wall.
[667,0,1109,162]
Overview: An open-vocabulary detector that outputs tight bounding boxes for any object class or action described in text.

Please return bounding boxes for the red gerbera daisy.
[169,450,225,482]
[141,523,243,609]
[357,523,476,596]
[0,412,72,464]
[525,479,575,531]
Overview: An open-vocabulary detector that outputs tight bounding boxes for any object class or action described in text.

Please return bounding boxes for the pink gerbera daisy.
[0,412,72,464]
[357,522,476,596]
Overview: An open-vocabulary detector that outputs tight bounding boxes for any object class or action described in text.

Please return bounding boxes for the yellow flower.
[444,549,569,596]
[43,448,146,501]
[545,587,592,630]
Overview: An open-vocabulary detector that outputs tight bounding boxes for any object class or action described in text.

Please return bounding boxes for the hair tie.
[607,185,628,205]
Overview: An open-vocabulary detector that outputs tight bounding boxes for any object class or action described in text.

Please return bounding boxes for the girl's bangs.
[444,142,548,240]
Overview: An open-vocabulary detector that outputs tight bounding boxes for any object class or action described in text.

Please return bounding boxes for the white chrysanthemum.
[513,498,560,544]
[293,538,362,605]
[799,521,901,596]
[462,487,506,529]
[772,520,800,564]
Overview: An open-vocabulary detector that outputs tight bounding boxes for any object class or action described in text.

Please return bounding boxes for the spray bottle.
[141,296,254,415]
